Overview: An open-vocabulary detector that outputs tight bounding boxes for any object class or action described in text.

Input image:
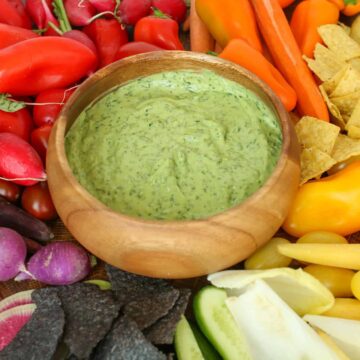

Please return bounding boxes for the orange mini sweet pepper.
[290,0,340,58]
[283,161,360,237]
[220,39,297,111]
[195,0,262,52]
[342,0,360,16]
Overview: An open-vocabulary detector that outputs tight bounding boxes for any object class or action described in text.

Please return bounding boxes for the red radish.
[25,0,60,36]
[151,0,187,23]
[118,0,152,25]
[64,0,97,27]
[116,41,163,60]
[89,0,115,12]
[0,227,27,281]
[0,291,34,314]
[83,18,128,67]
[0,108,33,142]
[30,125,52,163]
[0,133,46,186]
[0,304,36,351]
[63,30,97,55]
[33,87,76,127]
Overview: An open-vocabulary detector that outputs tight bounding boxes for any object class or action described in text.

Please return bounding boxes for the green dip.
[65,70,282,221]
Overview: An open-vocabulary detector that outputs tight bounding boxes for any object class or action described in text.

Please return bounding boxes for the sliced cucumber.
[190,321,222,360]
[193,286,252,360]
[175,315,205,360]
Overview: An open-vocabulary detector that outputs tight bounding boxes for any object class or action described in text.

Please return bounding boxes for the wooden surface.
[47,51,301,279]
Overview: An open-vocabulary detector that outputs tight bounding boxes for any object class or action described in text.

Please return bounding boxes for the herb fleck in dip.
[65,70,282,220]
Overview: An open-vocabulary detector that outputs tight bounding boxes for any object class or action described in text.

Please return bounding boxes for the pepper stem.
[52,0,72,33]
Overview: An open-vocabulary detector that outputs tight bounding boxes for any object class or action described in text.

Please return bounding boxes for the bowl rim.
[51,51,294,228]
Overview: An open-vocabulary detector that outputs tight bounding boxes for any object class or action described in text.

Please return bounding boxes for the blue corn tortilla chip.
[123,287,180,330]
[105,265,171,303]
[145,288,191,345]
[58,283,121,359]
[0,288,65,360]
[91,315,167,360]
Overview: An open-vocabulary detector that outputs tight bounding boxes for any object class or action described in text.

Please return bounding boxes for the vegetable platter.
[2,0,360,359]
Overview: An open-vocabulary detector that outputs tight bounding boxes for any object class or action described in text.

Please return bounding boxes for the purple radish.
[89,0,115,12]
[0,304,36,351]
[64,0,97,26]
[0,290,34,314]
[0,227,26,281]
[63,30,98,55]
[16,241,91,285]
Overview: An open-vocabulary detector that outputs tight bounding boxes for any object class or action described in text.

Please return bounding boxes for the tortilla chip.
[304,44,346,82]
[295,116,340,154]
[318,24,360,61]
[331,134,360,163]
[347,125,360,139]
[329,65,360,98]
[322,66,349,94]
[345,98,360,138]
[331,90,360,119]
[300,147,336,185]
[339,22,351,35]
[319,85,346,129]
[349,57,360,73]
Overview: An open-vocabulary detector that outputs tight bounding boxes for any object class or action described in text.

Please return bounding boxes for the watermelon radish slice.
[0,304,36,351]
[0,290,34,314]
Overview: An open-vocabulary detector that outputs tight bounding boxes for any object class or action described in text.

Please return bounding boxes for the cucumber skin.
[193,285,252,360]
[190,321,222,360]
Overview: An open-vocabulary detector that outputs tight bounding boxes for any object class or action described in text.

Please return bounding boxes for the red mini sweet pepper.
[83,18,129,68]
[134,10,184,50]
[0,0,32,29]
[0,23,38,50]
[0,37,97,96]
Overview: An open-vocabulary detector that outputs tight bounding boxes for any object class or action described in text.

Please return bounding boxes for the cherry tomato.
[33,88,75,127]
[304,265,354,297]
[297,231,348,244]
[351,271,360,300]
[21,182,57,221]
[245,237,292,270]
[30,125,52,163]
[0,179,21,202]
[0,107,33,142]
[323,298,360,320]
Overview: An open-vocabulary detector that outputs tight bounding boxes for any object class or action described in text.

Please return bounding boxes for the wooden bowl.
[47,51,300,279]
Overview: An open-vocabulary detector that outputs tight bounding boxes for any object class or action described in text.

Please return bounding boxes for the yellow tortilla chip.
[322,66,349,94]
[331,134,360,163]
[300,147,336,185]
[319,85,346,129]
[318,24,360,61]
[331,90,360,119]
[304,44,346,82]
[295,116,340,154]
[349,58,360,73]
[339,22,351,35]
[346,98,360,138]
[329,65,360,98]
[347,125,360,139]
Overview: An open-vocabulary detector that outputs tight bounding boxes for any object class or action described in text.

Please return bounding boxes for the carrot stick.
[190,0,214,53]
[251,0,329,121]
